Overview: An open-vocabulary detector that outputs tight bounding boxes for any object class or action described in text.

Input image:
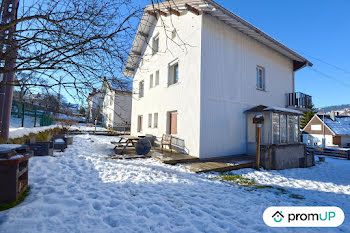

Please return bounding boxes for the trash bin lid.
[0,144,22,158]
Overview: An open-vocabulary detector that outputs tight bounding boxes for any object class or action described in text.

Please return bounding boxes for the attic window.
[152,34,159,55]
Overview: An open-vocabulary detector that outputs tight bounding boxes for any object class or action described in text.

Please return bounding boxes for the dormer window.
[152,34,159,55]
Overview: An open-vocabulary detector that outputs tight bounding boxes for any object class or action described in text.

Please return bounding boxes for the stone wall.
[260,143,314,170]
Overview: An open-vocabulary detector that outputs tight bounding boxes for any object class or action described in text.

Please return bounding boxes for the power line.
[308,67,350,89]
[300,52,350,75]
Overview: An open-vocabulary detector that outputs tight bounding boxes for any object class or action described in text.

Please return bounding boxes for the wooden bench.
[161,134,172,152]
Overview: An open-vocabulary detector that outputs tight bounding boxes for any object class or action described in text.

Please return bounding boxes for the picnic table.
[112,135,145,154]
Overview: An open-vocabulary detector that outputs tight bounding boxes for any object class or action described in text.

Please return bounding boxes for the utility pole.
[0,0,19,142]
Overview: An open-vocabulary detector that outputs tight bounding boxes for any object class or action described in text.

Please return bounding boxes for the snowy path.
[0,135,350,233]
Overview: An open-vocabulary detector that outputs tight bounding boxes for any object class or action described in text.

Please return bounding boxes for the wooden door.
[170,112,177,135]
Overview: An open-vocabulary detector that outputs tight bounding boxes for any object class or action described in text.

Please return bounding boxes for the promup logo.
[263,206,344,227]
[272,211,284,223]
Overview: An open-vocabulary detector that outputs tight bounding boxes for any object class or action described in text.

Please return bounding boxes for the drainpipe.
[322,112,326,148]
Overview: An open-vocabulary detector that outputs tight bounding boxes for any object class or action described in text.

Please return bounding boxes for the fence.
[11,100,54,127]
[306,146,350,159]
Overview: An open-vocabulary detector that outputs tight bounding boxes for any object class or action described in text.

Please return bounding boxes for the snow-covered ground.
[70,124,110,132]
[0,134,349,232]
[9,125,59,139]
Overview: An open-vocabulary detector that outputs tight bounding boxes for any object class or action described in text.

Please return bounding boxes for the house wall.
[130,13,202,156]
[113,92,132,130]
[102,88,115,128]
[303,115,334,136]
[199,14,295,158]
[302,134,337,147]
[341,136,350,147]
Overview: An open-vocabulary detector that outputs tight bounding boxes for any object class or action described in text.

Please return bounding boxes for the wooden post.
[256,126,261,169]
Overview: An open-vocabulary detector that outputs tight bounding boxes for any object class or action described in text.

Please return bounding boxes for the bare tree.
[1,0,143,99]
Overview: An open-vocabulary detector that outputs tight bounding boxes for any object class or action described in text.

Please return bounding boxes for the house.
[123,0,313,161]
[303,112,350,147]
[87,88,102,123]
[100,78,132,130]
[87,78,132,130]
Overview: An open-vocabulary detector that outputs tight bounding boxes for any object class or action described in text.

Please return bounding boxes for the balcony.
[286,92,312,109]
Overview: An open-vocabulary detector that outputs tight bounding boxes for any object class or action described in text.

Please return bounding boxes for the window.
[139,81,144,98]
[272,113,280,144]
[280,115,287,143]
[154,113,158,128]
[152,34,159,55]
[109,113,112,122]
[155,70,159,86]
[172,29,176,39]
[273,113,300,144]
[168,61,179,86]
[110,95,113,106]
[256,66,265,90]
[137,115,143,132]
[150,74,154,88]
[148,113,152,128]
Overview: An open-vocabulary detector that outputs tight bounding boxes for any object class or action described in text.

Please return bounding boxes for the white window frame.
[148,113,152,128]
[155,70,159,86]
[150,74,154,88]
[256,66,265,91]
[154,113,158,128]
[168,60,179,86]
[139,80,144,98]
[152,34,159,55]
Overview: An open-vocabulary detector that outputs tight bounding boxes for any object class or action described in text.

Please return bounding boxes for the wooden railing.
[287,92,312,109]
[306,147,350,159]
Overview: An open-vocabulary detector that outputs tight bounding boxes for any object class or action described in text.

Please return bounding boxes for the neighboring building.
[124,0,312,159]
[100,78,132,130]
[303,113,350,147]
[87,88,102,123]
[87,78,132,130]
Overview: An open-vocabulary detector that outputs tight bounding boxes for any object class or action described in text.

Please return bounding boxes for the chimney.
[330,111,336,121]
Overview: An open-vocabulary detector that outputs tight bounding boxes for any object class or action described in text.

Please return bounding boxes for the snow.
[0,135,350,232]
[70,124,110,132]
[324,116,350,135]
[0,144,22,152]
[9,125,59,139]
[263,106,303,115]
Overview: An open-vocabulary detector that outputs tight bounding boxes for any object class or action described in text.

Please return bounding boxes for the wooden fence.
[306,147,350,159]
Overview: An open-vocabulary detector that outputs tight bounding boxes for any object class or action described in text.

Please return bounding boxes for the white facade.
[127,1,310,158]
[131,12,202,155]
[87,91,102,122]
[102,83,132,129]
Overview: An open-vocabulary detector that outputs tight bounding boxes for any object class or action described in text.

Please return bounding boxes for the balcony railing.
[287,92,312,109]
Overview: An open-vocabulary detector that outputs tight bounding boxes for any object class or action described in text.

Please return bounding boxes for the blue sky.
[213,0,350,108]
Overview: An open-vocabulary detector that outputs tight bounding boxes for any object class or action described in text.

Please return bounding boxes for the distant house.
[123,0,313,161]
[303,112,350,147]
[87,88,102,123]
[99,78,132,130]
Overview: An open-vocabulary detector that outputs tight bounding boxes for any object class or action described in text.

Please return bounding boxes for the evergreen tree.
[300,106,317,129]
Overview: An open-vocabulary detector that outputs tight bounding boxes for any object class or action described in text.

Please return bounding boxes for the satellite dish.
[135,139,151,155]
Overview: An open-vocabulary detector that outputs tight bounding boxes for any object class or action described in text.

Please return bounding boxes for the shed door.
[170,112,177,135]
[333,136,341,146]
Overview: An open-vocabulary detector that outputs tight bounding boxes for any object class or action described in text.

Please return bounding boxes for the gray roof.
[321,115,350,136]
[123,0,312,77]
